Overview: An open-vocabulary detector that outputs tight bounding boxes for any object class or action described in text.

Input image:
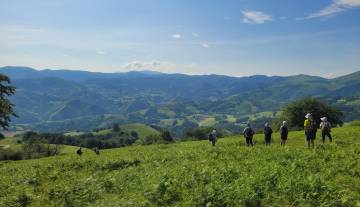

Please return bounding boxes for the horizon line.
[0,65,358,79]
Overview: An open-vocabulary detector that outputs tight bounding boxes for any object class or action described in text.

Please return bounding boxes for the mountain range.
[1,66,359,135]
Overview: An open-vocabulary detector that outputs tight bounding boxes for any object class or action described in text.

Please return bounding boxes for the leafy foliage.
[275,97,343,130]
[0,74,16,130]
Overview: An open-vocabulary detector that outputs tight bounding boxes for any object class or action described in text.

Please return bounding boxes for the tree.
[161,130,174,143]
[0,74,16,132]
[113,123,120,132]
[275,97,343,130]
[130,131,139,139]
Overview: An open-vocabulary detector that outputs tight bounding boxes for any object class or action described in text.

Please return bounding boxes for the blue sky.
[0,0,359,77]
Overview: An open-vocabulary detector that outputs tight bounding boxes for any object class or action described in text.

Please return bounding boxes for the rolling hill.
[94,123,160,139]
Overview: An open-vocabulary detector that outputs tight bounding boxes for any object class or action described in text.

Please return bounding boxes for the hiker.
[320,117,332,143]
[280,121,288,146]
[304,113,317,148]
[208,129,217,146]
[76,147,83,156]
[243,123,254,146]
[264,122,273,145]
[94,147,100,155]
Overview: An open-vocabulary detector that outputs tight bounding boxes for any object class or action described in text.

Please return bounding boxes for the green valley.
[1,67,359,137]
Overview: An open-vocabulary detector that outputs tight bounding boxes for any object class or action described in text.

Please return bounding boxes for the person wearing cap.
[264,122,273,145]
[320,117,332,143]
[280,121,288,146]
[209,129,217,146]
[304,113,316,148]
[243,123,254,146]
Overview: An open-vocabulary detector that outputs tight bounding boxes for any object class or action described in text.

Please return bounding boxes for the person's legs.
[246,137,250,146]
[212,139,216,146]
[322,131,326,144]
[269,136,272,145]
[250,138,254,146]
[306,132,311,148]
[265,135,271,145]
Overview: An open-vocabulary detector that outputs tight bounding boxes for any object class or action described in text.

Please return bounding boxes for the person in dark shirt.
[280,121,289,146]
[264,122,273,145]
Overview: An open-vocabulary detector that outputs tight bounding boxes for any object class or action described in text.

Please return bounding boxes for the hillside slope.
[94,123,160,139]
[1,126,359,206]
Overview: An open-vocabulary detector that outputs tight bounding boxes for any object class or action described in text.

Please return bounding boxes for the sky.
[0,0,360,77]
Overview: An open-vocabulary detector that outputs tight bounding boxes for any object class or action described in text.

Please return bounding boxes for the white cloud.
[171,34,181,39]
[122,60,203,74]
[324,72,337,78]
[192,33,199,37]
[123,60,162,70]
[302,0,360,19]
[242,10,272,24]
[96,50,108,55]
[201,43,209,48]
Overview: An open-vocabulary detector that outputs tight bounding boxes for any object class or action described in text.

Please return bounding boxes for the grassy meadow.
[0,126,359,206]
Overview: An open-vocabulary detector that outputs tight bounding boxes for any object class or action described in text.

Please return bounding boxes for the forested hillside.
[1,66,359,135]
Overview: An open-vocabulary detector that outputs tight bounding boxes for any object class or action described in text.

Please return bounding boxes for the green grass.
[63,131,85,136]
[1,126,359,206]
[247,111,274,121]
[121,123,160,139]
[0,137,22,150]
[95,123,160,138]
[94,128,113,135]
[93,123,159,139]
[226,115,237,123]
[199,117,216,127]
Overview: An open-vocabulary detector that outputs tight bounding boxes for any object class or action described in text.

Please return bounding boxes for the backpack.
[310,122,318,133]
[322,122,331,132]
[208,133,213,141]
[264,127,272,135]
[244,127,254,138]
[280,126,288,136]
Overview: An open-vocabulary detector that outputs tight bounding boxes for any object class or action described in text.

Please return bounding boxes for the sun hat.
[320,117,327,121]
[282,121,287,125]
[305,113,311,119]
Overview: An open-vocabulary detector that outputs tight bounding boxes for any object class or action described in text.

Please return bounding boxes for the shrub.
[161,130,174,143]
[0,148,23,161]
[137,134,162,145]
[348,120,360,126]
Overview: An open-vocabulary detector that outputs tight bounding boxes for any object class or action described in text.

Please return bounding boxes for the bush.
[161,130,174,143]
[348,120,360,126]
[0,149,23,161]
[137,134,162,145]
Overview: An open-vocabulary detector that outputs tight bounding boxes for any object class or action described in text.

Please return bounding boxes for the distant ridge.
[2,66,358,81]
